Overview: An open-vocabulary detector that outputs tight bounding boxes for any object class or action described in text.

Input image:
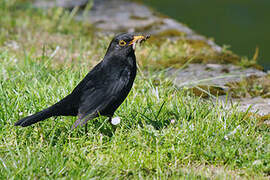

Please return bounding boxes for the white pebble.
[111,117,121,125]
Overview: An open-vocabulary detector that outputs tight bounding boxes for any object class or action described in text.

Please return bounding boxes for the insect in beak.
[129,35,150,50]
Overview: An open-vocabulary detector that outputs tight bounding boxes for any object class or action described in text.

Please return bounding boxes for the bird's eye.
[119,40,127,46]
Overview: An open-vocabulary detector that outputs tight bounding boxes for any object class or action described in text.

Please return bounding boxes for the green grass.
[0,1,269,179]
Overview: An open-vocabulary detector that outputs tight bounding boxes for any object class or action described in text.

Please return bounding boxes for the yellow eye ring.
[119,40,127,46]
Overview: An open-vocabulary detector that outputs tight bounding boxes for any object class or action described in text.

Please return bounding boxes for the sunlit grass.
[0,1,269,179]
[0,50,269,179]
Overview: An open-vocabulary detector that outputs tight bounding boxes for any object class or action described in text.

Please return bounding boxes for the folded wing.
[72,67,131,129]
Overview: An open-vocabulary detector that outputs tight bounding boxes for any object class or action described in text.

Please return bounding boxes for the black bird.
[15,33,150,131]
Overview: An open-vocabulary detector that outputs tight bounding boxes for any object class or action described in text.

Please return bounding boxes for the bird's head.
[105,33,150,57]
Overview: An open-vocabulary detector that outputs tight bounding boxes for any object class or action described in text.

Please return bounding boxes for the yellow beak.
[129,35,149,45]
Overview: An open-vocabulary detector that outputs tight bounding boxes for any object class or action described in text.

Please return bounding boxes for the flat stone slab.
[218,96,270,116]
[166,64,266,88]
[236,97,270,116]
[166,64,269,117]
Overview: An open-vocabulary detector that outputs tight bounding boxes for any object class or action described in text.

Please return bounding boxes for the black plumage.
[14,33,150,130]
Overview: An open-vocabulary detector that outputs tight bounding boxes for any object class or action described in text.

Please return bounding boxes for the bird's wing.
[72,67,131,129]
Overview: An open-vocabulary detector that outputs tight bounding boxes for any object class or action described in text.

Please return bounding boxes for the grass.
[0,1,269,179]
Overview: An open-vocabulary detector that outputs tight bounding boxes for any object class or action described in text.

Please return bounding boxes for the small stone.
[111,117,121,125]
[206,64,223,69]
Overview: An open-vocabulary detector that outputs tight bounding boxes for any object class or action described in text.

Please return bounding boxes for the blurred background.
[145,0,270,70]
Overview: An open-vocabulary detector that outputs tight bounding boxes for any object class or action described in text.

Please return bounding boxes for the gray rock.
[166,64,266,88]
[165,64,269,117]
[236,97,270,116]
[82,0,155,32]
[219,96,270,117]
[34,0,89,9]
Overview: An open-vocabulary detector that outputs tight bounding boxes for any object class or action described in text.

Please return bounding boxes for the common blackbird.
[14,33,150,131]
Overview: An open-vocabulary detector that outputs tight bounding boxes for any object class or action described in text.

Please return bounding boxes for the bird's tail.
[15,94,77,127]
[14,106,57,127]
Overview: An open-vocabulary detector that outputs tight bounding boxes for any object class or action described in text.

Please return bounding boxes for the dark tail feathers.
[14,106,57,127]
[15,94,78,127]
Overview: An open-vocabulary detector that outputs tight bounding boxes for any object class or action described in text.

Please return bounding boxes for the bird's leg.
[85,122,88,135]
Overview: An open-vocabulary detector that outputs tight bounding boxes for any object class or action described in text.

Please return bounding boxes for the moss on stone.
[190,85,226,98]
[226,74,270,98]
[154,29,186,38]
[129,15,149,20]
